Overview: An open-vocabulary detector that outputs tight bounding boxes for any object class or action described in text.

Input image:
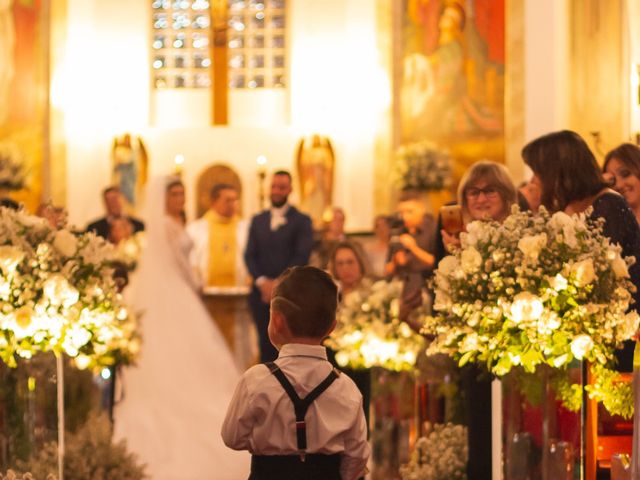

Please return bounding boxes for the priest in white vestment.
[187,183,255,367]
[188,183,248,288]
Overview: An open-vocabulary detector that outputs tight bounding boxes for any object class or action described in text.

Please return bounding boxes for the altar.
[202,286,257,369]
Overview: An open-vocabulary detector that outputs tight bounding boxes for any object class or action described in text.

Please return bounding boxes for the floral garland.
[0,143,27,191]
[393,141,452,192]
[0,207,140,370]
[423,206,639,417]
[400,423,468,480]
[325,280,425,371]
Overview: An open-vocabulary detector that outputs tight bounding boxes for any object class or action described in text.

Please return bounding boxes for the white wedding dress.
[114,177,249,480]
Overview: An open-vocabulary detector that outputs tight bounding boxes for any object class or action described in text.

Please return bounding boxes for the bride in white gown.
[114,176,249,480]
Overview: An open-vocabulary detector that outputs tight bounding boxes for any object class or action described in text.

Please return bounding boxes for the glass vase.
[370,367,416,480]
[501,363,584,480]
[0,353,59,475]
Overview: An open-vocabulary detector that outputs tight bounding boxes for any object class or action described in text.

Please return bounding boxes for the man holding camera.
[385,191,437,329]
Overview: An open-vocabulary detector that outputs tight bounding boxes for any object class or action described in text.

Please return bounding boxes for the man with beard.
[244,170,313,362]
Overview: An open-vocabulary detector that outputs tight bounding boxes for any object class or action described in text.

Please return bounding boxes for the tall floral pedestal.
[0,354,59,476]
[501,364,584,480]
[370,367,416,480]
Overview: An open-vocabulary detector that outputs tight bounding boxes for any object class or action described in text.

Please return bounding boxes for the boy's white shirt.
[221,343,369,480]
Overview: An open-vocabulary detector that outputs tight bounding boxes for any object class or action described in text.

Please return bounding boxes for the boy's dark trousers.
[249,454,342,480]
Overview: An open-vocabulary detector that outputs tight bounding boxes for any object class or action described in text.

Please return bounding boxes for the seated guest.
[363,215,390,279]
[327,241,372,434]
[517,176,542,213]
[36,204,65,229]
[86,186,144,239]
[328,241,371,296]
[311,207,352,269]
[187,183,248,288]
[603,142,640,224]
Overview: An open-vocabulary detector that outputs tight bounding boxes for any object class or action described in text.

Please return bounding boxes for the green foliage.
[585,364,634,419]
[15,412,148,480]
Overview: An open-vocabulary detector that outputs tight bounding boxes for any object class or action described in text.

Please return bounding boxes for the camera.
[387,213,407,257]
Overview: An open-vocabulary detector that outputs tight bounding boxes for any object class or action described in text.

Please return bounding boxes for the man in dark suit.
[244,170,313,362]
[86,186,144,240]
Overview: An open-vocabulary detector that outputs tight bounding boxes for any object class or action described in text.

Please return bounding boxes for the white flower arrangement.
[400,423,468,480]
[423,206,639,416]
[0,207,140,370]
[325,280,425,371]
[0,142,28,191]
[393,141,452,192]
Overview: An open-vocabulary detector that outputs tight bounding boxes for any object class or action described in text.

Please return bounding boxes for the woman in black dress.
[522,130,640,371]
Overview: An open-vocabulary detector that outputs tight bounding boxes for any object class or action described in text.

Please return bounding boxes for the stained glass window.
[226,0,286,89]
[151,0,286,89]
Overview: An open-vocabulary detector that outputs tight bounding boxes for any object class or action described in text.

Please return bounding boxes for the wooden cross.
[210,0,228,125]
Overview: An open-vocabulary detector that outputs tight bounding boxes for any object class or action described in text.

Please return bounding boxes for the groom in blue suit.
[244,170,314,362]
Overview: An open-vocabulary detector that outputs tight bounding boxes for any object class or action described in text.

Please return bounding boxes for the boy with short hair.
[221,266,369,480]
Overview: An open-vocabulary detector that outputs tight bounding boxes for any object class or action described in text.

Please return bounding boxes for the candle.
[174,154,185,174]
[492,379,503,480]
[256,155,267,210]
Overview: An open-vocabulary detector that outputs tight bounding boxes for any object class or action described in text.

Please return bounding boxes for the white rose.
[563,226,578,248]
[549,274,568,291]
[610,254,630,279]
[537,311,561,335]
[53,230,78,257]
[549,211,575,231]
[17,212,47,228]
[571,259,596,287]
[509,292,544,324]
[0,245,25,274]
[460,247,483,274]
[43,274,79,308]
[517,233,547,262]
[463,221,488,246]
[438,255,459,276]
[570,335,594,359]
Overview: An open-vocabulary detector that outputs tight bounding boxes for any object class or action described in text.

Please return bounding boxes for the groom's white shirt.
[187,214,249,288]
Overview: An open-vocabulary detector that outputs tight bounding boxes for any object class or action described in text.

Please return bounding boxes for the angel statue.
[111,133,148,210]
[295,134,335,229]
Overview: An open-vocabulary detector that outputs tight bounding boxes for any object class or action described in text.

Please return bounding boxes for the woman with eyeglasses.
[435,160,518,479]
[522,130,640,371]
[440,160,517,253]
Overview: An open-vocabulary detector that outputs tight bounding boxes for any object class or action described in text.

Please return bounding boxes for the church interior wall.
[53,0,639,232]
[59,0,381,232]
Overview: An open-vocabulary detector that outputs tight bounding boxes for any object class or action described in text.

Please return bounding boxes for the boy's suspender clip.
[265,362,340,461]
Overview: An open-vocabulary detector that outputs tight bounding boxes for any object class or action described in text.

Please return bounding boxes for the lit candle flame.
[174,154,185,174]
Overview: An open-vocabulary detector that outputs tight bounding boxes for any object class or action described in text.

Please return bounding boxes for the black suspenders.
[265,362,340,460]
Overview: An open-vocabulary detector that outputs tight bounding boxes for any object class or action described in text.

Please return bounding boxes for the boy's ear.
[272,308,286,332]
[326,318,337,336]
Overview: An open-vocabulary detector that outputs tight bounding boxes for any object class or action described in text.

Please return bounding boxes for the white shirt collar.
[277,343,327,360]
[270,203,290,216]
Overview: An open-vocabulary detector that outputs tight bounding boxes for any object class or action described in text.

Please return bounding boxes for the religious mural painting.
[398,0,505,183]
[0,0,47,212]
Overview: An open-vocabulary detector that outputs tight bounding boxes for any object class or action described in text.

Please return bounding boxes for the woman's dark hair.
[328,241,368,280]
[522,130,607,212]
[604,143,640,178]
